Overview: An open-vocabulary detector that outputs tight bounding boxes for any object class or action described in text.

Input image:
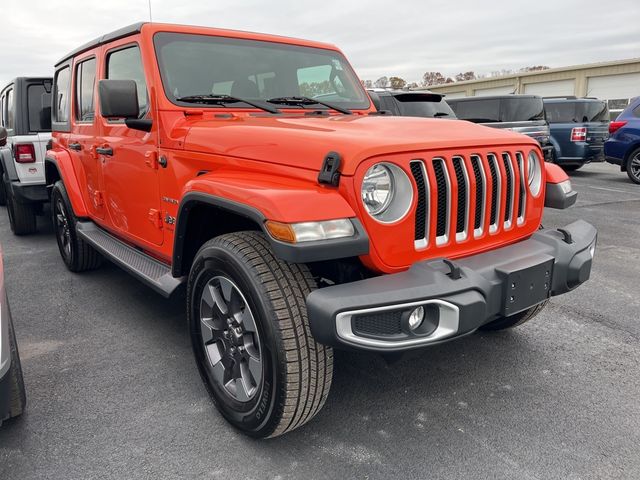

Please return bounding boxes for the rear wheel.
[51,181,102,272]
[188,231,333,438]
[480,301,548,331]
[0,174,7,206]
[626,149,640,184]
[5,175,36,235]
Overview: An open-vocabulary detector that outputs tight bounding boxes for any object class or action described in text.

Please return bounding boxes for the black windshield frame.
[153,32,371,111]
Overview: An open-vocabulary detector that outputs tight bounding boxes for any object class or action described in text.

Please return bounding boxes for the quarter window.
[106,46,148,117]
[6,88,14,130]
[75,58,97,122]
[54,67,71,123]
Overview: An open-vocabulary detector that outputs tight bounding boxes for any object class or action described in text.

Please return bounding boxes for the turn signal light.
[15,143,36,163]
[265,219,355,244]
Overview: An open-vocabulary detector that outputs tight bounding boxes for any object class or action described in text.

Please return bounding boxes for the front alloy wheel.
[199,276,262,402]
[627,150,640,185]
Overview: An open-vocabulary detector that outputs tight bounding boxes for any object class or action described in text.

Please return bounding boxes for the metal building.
[426,58,640,120]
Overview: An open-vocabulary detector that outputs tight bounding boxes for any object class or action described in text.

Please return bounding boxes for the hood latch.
[318,151,342,187]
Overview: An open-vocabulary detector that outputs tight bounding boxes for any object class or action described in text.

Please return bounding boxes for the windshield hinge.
[318,151,342,187]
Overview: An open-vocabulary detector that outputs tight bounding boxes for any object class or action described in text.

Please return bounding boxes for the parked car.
[0,78,52,234]
[543,97,609,171]
[46,22,596,438]
[447,95,554,159]
[0,245,26,427]
[604,96,640,184]
[367,89,456,118]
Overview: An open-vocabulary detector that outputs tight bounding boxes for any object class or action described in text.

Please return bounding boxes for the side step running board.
[76,221,184,298]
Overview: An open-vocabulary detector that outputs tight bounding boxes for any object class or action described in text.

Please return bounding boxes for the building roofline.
[427,57,640,88]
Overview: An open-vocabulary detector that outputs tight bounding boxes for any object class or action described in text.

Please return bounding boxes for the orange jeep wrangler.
[46,22,596,438]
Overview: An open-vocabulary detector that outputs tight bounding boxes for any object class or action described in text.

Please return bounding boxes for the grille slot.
[410,161,429,247]
[516,152,526,223]
[487,154,501,232]
[502,153,515,226]
[433,159,450,244]
[470,155,486,236]
[452,157,469,239]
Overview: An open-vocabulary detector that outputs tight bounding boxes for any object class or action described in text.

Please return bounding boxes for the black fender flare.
[172,192,369,277]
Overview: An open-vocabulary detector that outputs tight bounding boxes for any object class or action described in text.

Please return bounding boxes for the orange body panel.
[544,163,570,184]
[50,23,548,273]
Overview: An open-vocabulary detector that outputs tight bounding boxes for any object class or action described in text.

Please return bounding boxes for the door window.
[75,58,97,122]
[27,84,52,132]
[106,46,148,117]
[5,88,14,130]
[54,67,71,123]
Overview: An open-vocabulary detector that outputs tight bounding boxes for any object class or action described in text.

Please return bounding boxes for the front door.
[98,43,163,246]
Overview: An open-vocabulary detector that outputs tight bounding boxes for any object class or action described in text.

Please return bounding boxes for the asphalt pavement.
[0,162,639,480]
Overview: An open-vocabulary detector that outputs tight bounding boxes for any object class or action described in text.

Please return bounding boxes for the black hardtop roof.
[55,22,146,67]
[447,94,542,102]
[1,76,53,95]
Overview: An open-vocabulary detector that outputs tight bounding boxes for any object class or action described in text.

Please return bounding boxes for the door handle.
[95,146,113,156]
[68,142,82,151]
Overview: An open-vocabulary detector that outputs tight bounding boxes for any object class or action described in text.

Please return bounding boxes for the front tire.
[188,232,333,438]
[480,301,548,331]
[626,148,640,184]
[50,181,102,272]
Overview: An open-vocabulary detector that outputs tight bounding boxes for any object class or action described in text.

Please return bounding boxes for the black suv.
[368,89,456,118]
[447,95,554,159]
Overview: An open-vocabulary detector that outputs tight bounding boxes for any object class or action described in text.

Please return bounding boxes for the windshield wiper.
[267,96,352,115]
[176,94,281,114]
[432,112,452,117]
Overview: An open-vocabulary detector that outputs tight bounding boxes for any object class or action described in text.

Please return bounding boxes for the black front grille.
[433,160,448,237]
[471,156,484,229]
[502,154,513,222]
[453,157,467,234]
[488,156,499,225]
[410,162,427,241]
[353,311,403,337]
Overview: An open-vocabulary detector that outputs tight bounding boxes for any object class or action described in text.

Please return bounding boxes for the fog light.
[408,306,425,331]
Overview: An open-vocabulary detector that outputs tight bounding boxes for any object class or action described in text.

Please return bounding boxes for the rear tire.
[0,175,7,206]
[5,175,36,235]
[51,181,102,272]
[1,308,26,425]
[479,301,548,331]
[626,149,640,185]
[188,231,333,438]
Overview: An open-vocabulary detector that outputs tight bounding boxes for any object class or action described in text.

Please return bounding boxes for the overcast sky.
[1,0,638,87]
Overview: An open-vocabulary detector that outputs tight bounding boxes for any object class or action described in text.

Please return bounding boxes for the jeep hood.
[181,114,538,176]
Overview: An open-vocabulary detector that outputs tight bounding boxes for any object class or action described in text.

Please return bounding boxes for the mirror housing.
[0,126,7,147]
[99,79,139,119]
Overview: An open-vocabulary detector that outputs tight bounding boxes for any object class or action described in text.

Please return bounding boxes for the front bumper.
[307,220,597,352]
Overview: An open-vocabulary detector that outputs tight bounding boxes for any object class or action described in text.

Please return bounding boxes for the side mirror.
[368,91,381,111]
[99,79,139,119]
[0,126,7,147]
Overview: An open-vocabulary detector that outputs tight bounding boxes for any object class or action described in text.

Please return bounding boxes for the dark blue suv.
[544,97,609,171]
[605,96,640,184]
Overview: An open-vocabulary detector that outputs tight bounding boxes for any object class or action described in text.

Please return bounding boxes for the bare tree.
[389,77,407,89]
[374,76,389,88]
[422,71,447,86]
[520,65,550,72]
[455,71,477,82]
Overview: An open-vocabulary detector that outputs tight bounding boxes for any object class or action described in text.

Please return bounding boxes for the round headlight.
[527,150,542,197]
[362,164,394,215]
[361,162,413,223]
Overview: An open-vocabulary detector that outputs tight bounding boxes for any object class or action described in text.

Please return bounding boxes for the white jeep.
[0,77,52,234]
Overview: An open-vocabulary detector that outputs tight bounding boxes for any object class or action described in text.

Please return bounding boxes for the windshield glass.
[544,101,609,123]
[153,32,370,110]
[450,97,544,122]
[395,96,456,118]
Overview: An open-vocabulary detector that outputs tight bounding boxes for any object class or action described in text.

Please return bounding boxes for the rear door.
[25,81,52,184]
